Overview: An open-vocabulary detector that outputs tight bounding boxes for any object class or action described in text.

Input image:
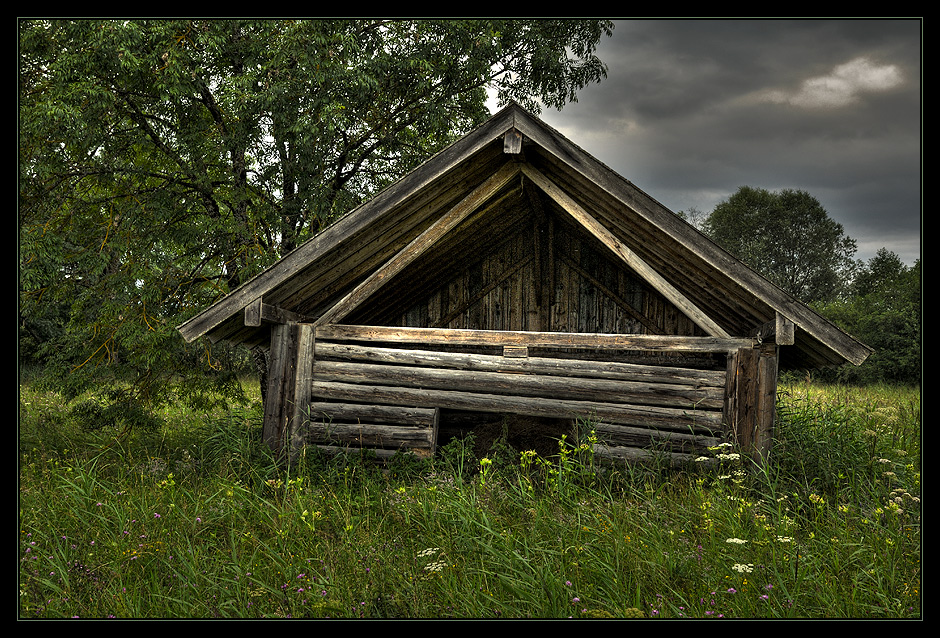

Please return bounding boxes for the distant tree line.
[681,186,920,385]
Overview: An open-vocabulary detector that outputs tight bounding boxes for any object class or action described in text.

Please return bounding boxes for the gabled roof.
[177,103,871,369]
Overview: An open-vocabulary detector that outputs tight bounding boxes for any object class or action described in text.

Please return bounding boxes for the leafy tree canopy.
[701,186,858,305]
[19,18,614,414]
[816,249,921,385]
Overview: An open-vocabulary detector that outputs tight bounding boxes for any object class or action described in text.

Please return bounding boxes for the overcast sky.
[529,19,922,266]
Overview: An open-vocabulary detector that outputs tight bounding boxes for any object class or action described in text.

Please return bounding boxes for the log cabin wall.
[297,325,751,464]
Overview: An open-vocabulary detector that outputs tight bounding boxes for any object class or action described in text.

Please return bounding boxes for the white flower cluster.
[418,547,447,573]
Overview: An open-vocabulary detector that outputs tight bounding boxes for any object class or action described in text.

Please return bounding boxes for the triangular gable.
[177,103,871,369]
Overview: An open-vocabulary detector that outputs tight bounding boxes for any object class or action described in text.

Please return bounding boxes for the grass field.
[18,374,921,619]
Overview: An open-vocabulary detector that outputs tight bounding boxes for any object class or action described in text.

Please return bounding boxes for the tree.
[817,250,921,385]
[701,186,858,305]
[19,19,614,418]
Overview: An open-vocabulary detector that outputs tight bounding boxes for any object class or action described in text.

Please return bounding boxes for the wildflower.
[732,563,754,573]
[727,588,737,594]
[725,538,747,545]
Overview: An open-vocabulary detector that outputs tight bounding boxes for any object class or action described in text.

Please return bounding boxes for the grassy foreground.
[18,376,920,619]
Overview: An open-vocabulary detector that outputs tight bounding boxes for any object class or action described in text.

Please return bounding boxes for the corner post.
[725,345,779,465]
[262,322,315,460]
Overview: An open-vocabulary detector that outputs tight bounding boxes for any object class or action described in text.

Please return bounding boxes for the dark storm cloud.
[538,19,922,265]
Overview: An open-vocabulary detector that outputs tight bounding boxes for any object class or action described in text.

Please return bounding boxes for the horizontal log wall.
[303,402,439,458]
[308,325,747,459]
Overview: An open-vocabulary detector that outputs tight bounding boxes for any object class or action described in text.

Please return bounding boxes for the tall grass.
[18,377,920,618]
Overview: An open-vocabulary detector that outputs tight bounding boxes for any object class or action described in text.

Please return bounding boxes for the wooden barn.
[177,103,872,466]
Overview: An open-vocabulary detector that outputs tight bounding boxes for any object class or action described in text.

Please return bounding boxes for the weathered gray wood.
[315,324,753,353]
[309,381,722,432]
[751,312,795,346]
[503,128,523,154]
[262,323,315,457]
[245,298,309,327]
[754,345,779,463]
[304,422,435,446]
[560,253,663,334]
[311,360,724,410]
[503,345,529,358]
[724,345,777,463]
[593,422,721,454]
[306,402,438,426]
[315,341,727,386]
[776,312,795,346]
[301,401,439,457]
[519,163,732,339]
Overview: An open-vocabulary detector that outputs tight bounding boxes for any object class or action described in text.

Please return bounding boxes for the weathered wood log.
[301,402,439,457]
[306,402,438,426]
[750,311,795,345]
[244,298,309,327]
[592,422,721,454]
[314,341,726,387]
[304,422,435,447]
[309,381,722,433]
[311,360,724,410]
[315,324,753,353]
